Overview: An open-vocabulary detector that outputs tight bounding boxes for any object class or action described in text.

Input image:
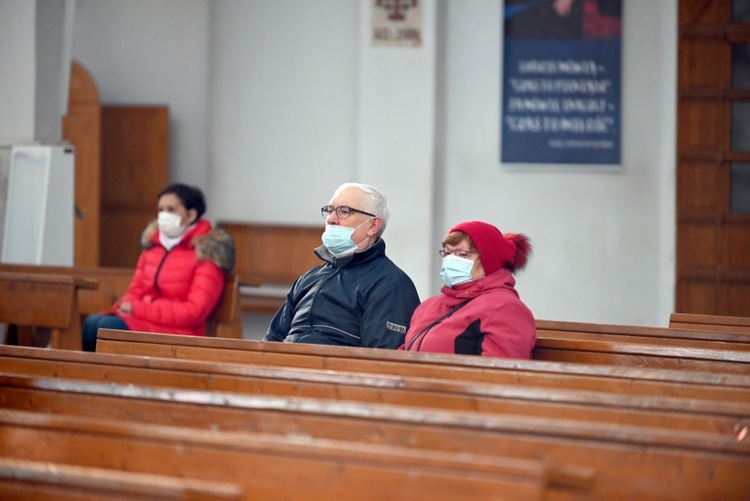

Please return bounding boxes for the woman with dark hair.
[81,183,235,351]
[400,221,535,359]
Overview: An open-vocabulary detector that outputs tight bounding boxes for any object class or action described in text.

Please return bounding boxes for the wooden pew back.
[216,222,323,313]
[532,329,750,374]
[95,329,750,395]
[537,318,750,344]
[0,272,98,350]
[0,264,242,339]
[669,312,750,335]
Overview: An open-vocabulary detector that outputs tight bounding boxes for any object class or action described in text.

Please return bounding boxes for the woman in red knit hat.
[399,220,535,359]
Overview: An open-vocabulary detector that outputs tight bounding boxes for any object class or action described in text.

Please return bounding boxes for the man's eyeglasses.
[439,248,478,259]
[321,205,377,219]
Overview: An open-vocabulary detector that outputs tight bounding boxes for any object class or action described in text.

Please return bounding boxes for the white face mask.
[157,211,188,238]
[440,255,475,287]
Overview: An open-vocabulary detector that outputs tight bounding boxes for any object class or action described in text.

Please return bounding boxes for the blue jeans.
[82,314,128,352]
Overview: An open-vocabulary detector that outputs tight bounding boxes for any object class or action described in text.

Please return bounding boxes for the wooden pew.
[0,264,243,341]
[3,375,750,500]
[0,272,98,350]
[94,330,750,398]
[532,329,750,374]
[0,457,243,501]
[537,318,750,344]
[669,312,750,336]
[216,222,322,313]
[205,273,242,339]
[2,345,747,434]
[0,408,552,501]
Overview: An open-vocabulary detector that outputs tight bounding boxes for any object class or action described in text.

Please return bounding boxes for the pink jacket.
[400,269,535,359]
[113,218,234,336]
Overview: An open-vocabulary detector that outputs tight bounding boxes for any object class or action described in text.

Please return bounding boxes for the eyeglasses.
[439,248,478,259]
[321,205,377,219]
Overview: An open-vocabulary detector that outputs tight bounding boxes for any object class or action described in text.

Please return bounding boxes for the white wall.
[0,1,38,144]
[208,0,359,226]
[70,0,678,327]
[71,0,210,192]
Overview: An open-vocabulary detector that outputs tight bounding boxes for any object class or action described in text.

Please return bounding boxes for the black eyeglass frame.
[321,205,377,219]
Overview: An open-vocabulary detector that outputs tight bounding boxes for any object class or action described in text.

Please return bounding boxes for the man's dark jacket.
[264,239,420,348]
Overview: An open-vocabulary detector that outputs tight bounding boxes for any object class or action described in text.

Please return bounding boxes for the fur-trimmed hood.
[141,219,235,273]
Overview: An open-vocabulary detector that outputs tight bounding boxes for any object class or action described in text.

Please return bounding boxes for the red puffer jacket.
[112,218,235,336]
[399,269,535,359]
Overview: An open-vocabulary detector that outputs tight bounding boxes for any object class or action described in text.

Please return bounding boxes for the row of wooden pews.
[0,312,750,499]
[1,341,747,499]
[1,313,749,498]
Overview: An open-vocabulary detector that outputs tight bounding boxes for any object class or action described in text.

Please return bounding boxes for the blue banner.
[501,0,622,165]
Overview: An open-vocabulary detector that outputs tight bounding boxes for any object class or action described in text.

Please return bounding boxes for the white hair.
[332,182,390,236]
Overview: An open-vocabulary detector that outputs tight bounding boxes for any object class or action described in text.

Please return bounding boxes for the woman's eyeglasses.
[439,248,478,258]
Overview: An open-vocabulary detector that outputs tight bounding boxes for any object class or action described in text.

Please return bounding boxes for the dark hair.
[158,183,206,219]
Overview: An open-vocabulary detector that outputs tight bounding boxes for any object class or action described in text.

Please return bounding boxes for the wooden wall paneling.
[678,160,721,211]
[100,106,169,268]
[675,0,750,316]
[678,277,717,314]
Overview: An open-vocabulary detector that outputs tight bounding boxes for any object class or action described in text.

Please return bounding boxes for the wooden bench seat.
[0,408,552,501]
[0,264,243,342]
[93,330,750,398]
[2,346,747,434]
[3,375,749,500]
[669,312,750,336]
[538,318,750,344]
[0,457,243,501]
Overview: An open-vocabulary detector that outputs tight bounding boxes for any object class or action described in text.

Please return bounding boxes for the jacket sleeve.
[129,260,225,327]
[479,300,537,359]
[112,252,148,312]
[359,278,421,349]
[264,288,296,342]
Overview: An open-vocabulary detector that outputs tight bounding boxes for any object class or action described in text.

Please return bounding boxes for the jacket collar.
[440,268,518,306]
[144,218,212,249]
[315,238,386,268]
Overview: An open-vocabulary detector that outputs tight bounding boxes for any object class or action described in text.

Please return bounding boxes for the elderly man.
[264,182,420,348]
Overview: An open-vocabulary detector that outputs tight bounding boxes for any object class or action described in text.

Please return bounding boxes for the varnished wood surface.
[669,312,750,335]
[537,318,750,344]
[0,457,243,501]
[2,374,749,500]
[0,272,98,350]
[1,346,746,434]
[0,408,549,501]
[95,329,750,394]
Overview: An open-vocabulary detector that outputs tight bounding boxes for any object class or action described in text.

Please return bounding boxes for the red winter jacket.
[112,218,235,336]
[399,269,535,359]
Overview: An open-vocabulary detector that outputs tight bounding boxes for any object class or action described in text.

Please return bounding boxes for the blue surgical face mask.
[440,255,475,287]
[322,218,373,257]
